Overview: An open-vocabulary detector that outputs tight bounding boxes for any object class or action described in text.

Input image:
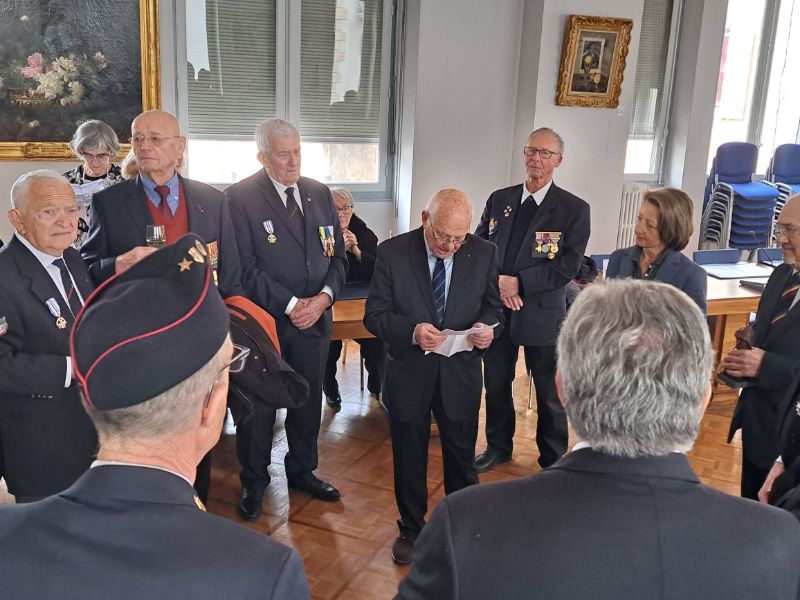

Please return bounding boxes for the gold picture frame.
[0,0,160,161]
[556,15,633,109]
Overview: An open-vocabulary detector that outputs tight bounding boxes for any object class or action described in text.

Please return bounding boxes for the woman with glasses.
[323,186,385,407]
[63,120,124,248]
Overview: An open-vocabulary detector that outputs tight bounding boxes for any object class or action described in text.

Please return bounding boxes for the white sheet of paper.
[426,323,499,357]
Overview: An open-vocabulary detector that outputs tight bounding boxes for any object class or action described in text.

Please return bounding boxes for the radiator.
[616,181,647,248]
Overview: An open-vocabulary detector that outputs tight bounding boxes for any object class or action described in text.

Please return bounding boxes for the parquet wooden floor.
[0,343,744,599]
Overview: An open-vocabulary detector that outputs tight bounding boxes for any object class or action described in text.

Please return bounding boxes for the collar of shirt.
[422,228,455,271]
[14,232,82,305]
[268,173,303,215]
[91,459,193,487]
[141,172,180,211]
[521,179,553,206]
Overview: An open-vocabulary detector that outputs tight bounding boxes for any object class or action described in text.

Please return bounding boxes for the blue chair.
[700,142,779,250]
[767,144,800,244]
[693,249,740,265]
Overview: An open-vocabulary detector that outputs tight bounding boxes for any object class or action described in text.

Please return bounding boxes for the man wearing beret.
[226,118,347,517]
[0,234,311,600]
[0,170,96,502]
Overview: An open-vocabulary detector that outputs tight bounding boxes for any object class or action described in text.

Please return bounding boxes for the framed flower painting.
[0,0,160,160]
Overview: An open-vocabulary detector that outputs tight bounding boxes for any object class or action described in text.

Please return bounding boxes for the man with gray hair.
[0,233,310,599]
[398,279,800,599]
[0,170,96,502]
[226,118,347,517]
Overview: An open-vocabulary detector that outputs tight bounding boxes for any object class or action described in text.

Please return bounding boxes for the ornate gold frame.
[556,15,633,109]
[0,0,161,161]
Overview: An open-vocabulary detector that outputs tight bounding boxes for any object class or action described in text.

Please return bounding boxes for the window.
[179,0,395,194]
[623,0,680,179]
[708,0,800,173]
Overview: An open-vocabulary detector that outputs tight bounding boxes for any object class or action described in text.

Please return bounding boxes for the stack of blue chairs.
[700,142,779,250]
[767,143,800,244]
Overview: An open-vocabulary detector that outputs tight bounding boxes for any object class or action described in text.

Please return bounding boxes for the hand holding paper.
[426,323,498,357]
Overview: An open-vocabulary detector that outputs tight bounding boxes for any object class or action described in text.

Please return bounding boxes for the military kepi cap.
[70,233,230,411]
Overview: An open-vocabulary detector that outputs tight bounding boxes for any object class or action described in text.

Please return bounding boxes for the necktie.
[154,185,172,221]
[772,271,800,326]
[432,258,446,326]
[52,258,82,317]
[285,187,302,221]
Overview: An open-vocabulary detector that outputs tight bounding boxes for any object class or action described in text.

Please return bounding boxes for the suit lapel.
[180,175,204,232]
[495,186,522,262]
[63,249,94,302]
[260,172,304,246]
[125,177,153,231]
[297,179,318,254]
[443,241,471,326]
[409,229,438,322]
[756,266,793,346]
[655,249,681,284]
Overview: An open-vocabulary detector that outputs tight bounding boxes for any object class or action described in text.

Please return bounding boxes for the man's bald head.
[130,110,186,185]
[422,188,473,259]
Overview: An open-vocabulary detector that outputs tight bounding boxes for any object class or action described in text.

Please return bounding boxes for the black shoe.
[325,391,342,408]
[288,475,341,502]
[474,449,512,473]
[237,488,263,521]
[391,533,416,565]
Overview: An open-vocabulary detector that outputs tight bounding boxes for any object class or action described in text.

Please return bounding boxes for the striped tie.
[432,258,446,326]
[52,258,82,317]
[772,271,800,326]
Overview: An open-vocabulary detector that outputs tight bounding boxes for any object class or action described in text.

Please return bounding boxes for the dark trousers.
[741,455,772,500]
[391,380,479,537]
[483,326,566,468]
[324,338,385,395]
[236,331,328,491]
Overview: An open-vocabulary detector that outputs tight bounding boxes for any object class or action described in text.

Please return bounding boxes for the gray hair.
[255,118,299,156]
[10,169,71,210]
[530,127,565,154]
[68,119,121,157]
[330,186,355,207]
[557,279,713,457]
[425,188,474,223]
[88,340,229,444]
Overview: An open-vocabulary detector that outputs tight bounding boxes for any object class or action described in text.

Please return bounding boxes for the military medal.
[206,241,220,287]
[318,225,335,257]
[535,232,562,259]
[488,218,498,236]
[0,316,7,337]
[46,297,67,330]
[795,400,800,417]
[263,220,277,244]
[503,205,513,217]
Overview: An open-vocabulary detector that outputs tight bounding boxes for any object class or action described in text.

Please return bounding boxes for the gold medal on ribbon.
[56,316,67,330]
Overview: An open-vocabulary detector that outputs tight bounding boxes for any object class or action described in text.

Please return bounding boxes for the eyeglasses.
[336,205,353,216]
[205,343,250,406]
[776,223,800,238]
[82,151,110,162]
[523,146,560,159]
[429,221,468,247]
[131,135,180,147]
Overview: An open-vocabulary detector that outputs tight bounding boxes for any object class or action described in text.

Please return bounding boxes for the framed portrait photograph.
[0,0,160,161]
[556,15,633,109]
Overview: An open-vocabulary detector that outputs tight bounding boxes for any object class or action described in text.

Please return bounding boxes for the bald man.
[81,110,242,501]
[0,170,97,501]
[364,189,503,565]
[721,194,800,500]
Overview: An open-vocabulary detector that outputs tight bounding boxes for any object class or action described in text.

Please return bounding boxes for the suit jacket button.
[306,261,311,266]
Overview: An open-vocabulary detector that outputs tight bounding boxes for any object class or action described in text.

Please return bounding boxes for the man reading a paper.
[364,188,503,566]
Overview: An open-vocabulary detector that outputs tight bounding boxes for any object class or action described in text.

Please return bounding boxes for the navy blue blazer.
[475,183,590,346]
[226,170,347,339]
[0,465,310,599]
[81,175,243,297]
[605,246,708,314]
[0,238,96,497]
[397,449,800,600]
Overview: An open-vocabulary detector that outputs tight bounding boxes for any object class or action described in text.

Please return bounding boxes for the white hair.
[255,118,299,156]
[530,127,565,154]
[557,279,713,457]
[10,169,70,211]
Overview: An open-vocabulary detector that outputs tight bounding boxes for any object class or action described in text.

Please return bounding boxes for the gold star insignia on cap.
[178,258,192,272]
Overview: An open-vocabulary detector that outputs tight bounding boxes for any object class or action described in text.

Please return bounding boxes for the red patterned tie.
[155,185,172,221]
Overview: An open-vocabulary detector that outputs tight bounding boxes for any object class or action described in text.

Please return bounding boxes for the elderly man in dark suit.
[721,193,800,500]
[226,118,347,518]
[0,234,310,600]
[398,279,800,600]
[0,170,96,502]
[474,127,590,473]
[81,109,241,297]
[365,189,503,565]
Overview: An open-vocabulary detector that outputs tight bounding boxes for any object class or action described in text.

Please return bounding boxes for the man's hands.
[290,293,332,330]
[343,229,361,259]
[115,246,158,274]
[499,275,523,311]
[468,322,494,349]
[414,323,446,352]
[717,348,766,378]
[758,460,786,503]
